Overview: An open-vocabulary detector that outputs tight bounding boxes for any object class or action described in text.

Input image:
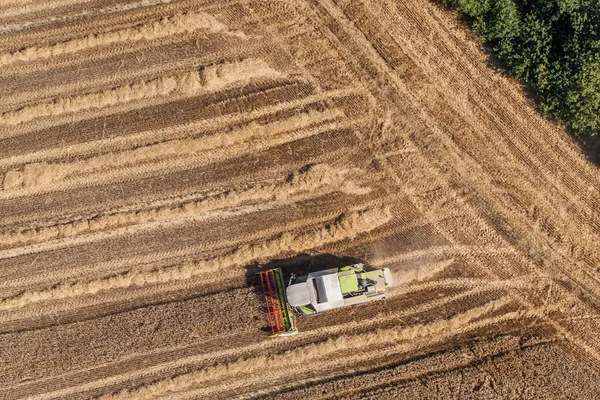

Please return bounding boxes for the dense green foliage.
[444,0,600,136]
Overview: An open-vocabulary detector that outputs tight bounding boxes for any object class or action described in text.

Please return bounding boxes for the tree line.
[443,0,600,137]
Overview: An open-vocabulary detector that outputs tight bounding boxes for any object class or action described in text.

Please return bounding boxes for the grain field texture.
[1,0,600,398]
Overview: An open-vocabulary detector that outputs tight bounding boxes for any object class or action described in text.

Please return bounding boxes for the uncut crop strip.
[374,0,600,240]
[357,0,600,243]
[0,207,391,312]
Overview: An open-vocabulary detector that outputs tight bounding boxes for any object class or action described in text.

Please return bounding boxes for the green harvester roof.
[338,270,359,293]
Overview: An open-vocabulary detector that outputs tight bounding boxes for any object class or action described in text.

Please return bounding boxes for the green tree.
[444,0,600,137]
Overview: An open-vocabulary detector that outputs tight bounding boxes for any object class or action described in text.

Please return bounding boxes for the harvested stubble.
[1,0,600,399]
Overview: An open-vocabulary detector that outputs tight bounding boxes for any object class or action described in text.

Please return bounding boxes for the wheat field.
[2,0,600,398]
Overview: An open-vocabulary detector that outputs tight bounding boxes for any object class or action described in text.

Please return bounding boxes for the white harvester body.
[286,263,393,315]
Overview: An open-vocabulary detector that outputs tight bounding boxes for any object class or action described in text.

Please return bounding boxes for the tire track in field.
[313,0,519,270]
[0,207,390,312]
[398,0,600,196]
[305,0,514,271]
[371,245,518,267]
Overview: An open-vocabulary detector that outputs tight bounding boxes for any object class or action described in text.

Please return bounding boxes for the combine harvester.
[257,263,393,336]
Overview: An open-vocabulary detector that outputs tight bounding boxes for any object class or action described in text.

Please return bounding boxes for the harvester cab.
[257,263,393,336]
